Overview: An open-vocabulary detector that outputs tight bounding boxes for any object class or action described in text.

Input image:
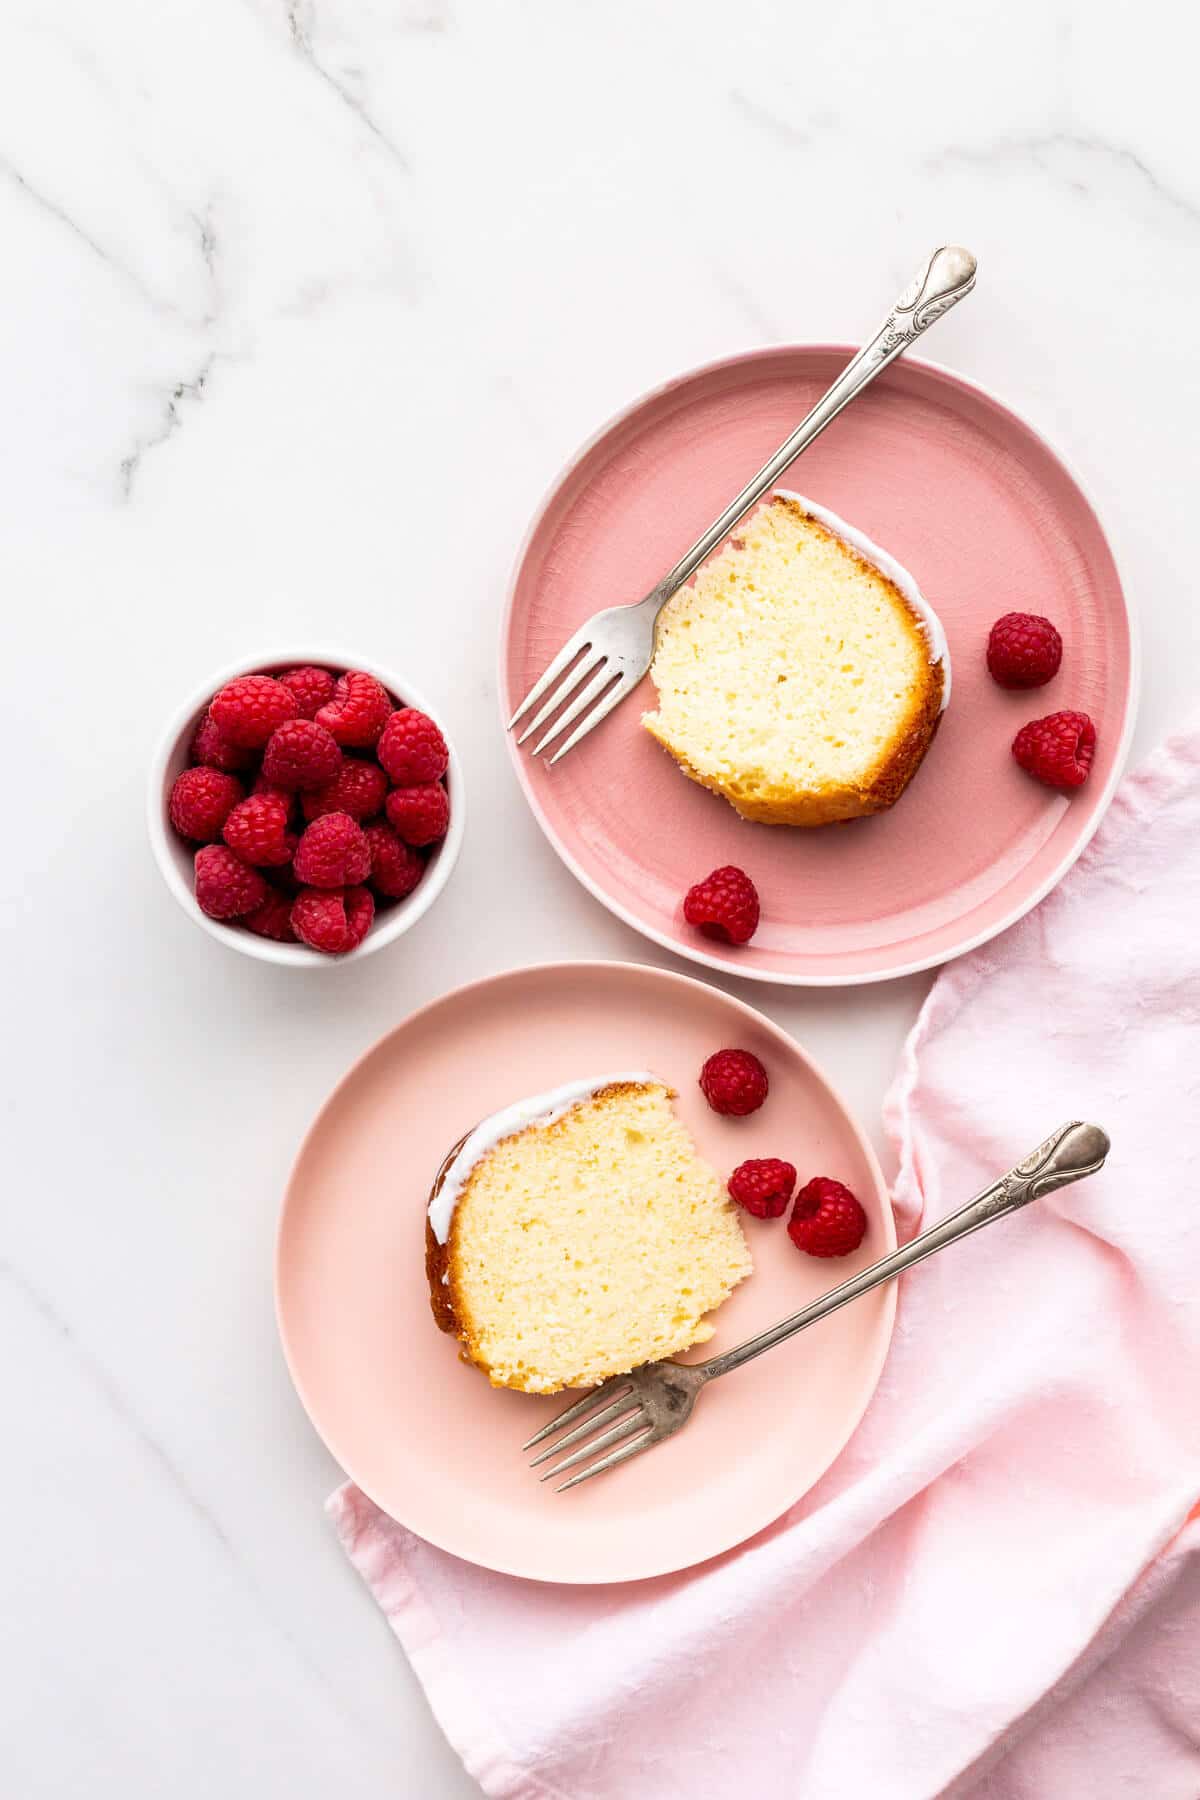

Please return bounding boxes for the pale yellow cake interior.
[446,1080,751,1393]
[642,495,942,826]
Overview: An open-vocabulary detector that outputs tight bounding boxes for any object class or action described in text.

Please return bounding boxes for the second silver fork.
[525,1121,1109,1491]
[508,244,977,762]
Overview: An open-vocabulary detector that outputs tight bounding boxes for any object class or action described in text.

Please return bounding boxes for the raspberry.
[377,708,449,786]
[243,889,297,943]
[699,1048,769,1116]
[190,711,255,773]
[193,845,269,921]
[385,781,450,846]
[262,719,342,791]
[291,884,374,954]
[343,884,374,948]
[301,758,388,823]
[168,767,243,842]
[788,1177,868,1258]
[683,865,760,945]
[279,665,336,720]
[210,675,298,748]
[222,794,295,867]
[986,613,1063,689]
[1012,710,1096,790]
[728,1158,796,1220]
[315,670,392,749]
[293,812,370,888]
[364,821,424,899]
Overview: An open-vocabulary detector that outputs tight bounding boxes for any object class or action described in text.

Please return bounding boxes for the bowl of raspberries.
[149,653,463,962]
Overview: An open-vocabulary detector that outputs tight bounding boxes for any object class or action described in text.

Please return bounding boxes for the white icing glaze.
[427,1072,659,1245]
[772,490,951,709]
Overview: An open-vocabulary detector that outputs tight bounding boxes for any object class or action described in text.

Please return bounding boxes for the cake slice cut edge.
[642,492,949,827]
[425,1076,752,1394]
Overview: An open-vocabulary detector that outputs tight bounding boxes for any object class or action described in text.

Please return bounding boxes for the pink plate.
[502,348,1136,984]
[276,961,895,1583]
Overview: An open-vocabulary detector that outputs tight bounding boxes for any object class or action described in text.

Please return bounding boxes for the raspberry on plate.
[222,794,295,867]
[363,821,425,899]
[1012,710,1096,790]
[243,888,298,942]
[262,719,342,791]
[210,675,298,748]
[169,767,243,842]
[787,1177,868,1258]
[699,1048,768,1116]
[189,711,255,773]
[377,707,449,786]
[302,758,388,823]
[385,781,449,846]
[293,812,371,888]
[292,884,375,954]
[986,613,1063,689]
[728,1158,796,1219]
[315,670,393,749]
[683,865,760,945]
[194,845,270,921]
[279,665,336,720]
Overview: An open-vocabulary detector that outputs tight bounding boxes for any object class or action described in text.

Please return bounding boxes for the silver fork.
[525,1121,1109,1491]
[508,245,978,762]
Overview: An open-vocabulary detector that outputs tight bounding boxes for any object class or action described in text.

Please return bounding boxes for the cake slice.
[425,1075,751,1394]
[642,492,949,826]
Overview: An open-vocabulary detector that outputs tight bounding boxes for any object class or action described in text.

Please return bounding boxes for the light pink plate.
[276,961,895,1583]
[502,348,1136,984]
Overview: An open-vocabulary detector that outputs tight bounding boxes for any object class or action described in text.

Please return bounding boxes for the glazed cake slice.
[643,492,949,826]
[425,1076,751,1394]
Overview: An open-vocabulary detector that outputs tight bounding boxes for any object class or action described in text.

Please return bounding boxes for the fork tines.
[508,635,631,763]
[523,1378,653,1492]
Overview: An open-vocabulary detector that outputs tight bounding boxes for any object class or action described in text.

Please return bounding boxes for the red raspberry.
[168,767,243,842]
[377,708,449,785]
[986,613,1063,689]
[699,1048,769,1116]
[193,844,269,921]
[728,1158,796,1219]
[279,665,336,720]
[301,758,388,823]
[189,711,255,773]
[262,718,341,791]
[243,889,297,943]
[385,781,450,846]
[315,670,392,749]
[222,794,295,867]
[293,812,370,887]
[364,821,424,899]
[291,884,375,954]
[788,1177,868,1258]
[1012,710,1096,790]
[210,675,298,748]
[683,865,760,945]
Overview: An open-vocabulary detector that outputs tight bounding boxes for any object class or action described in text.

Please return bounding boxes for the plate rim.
[274,956,897,1583]
[498,343,1141,987]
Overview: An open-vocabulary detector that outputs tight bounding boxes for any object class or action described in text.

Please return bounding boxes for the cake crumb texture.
[427,1080,751,1393]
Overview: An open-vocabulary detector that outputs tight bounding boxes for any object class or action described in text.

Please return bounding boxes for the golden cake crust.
[642,495,946,826]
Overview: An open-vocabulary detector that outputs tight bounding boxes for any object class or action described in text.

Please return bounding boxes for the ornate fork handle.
[651,246,978,605]
[700,1121,1109,1383]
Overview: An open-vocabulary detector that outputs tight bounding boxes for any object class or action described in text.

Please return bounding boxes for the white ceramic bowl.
[148,649,464,966]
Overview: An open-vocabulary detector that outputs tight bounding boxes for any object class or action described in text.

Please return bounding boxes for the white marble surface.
[4,2,1198,1794]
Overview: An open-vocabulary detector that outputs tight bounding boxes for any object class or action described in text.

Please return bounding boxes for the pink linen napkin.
[330,723,1200,1800]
